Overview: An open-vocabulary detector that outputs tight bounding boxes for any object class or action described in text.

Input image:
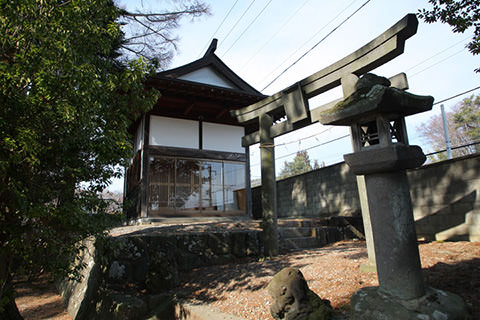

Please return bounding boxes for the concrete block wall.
[252,153,480,241]
[408,154,480,241]
[257,162,360,219]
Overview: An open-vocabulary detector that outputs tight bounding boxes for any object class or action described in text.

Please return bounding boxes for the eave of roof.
[154,39,264,97]
[146,76,266,105]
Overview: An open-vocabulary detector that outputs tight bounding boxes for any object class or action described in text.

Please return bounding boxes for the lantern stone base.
[343,144,426,175]
[350,286,469,320]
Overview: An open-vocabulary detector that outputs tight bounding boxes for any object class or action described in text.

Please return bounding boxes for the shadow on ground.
[14,274,70,320]
[423,257,480,317]
[177,241,366,304]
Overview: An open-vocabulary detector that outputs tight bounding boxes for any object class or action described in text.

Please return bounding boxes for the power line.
[250,133,350,167]
[425,141,480,156]
[409,48,465,78]
[261,0,371,91]
[256,0,358,88]
[248,126,335,161]
[433,85,480,106]
[277,134,350,161]
[405,36,470,73]
[218,0,257,49]
[274,126,333,148]
[239,0,311,69]
[222,0,275,57]
[198,0,240,57]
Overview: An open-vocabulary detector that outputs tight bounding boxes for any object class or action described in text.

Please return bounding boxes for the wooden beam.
[183,103,195,115]
[215,108,229,120]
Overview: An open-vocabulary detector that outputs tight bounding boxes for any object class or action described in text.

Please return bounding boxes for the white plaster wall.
[203,122,244,153]
[149,115,199,149]
[178,67,236,89]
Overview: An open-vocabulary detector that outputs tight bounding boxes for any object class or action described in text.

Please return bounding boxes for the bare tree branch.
[118,0,210,66]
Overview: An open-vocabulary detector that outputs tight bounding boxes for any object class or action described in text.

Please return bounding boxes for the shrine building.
[125,40,265,220]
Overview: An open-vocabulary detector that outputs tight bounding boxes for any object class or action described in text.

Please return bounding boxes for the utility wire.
[409,48,465,78]
[425,141,480,156]
[198,0,240,57]
[222,0,275,57]
[274,126,333,148]
[239,0,311,69]
[218,0,257,49]
[405,36,470,72]
[276,134,350,161]
[250,133,350,167]
[256,0,358,88]
[433,85,480,106]
[261,0,371,91]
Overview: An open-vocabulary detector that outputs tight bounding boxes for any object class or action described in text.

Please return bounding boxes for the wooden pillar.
[140,114,150,219]
[259,113,278,256]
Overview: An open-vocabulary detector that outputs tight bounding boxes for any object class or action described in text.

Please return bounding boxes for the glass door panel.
[175,159,200,212]
[201,161,223,212]
[148,157,174,213]
[224,162,246,212]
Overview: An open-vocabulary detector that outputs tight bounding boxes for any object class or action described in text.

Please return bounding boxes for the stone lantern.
[319,73,468,319]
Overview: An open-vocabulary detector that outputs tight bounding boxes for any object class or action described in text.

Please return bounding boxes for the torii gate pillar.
[259,113,279,256]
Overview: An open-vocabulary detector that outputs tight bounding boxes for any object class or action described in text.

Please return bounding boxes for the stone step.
[279,227,345,252]
[279,227,318,238]
[277,218,320,228]
[281,237,325,251]
[277,216,363,228]
[268,217,365,252]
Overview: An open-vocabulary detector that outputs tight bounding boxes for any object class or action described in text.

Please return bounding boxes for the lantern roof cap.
[318,78,434,126]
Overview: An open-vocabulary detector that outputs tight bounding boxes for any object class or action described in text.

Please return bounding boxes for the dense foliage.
[418,0,480,72]
[0,0,165,316]
[278,150,320,179]
[453,94,480,142]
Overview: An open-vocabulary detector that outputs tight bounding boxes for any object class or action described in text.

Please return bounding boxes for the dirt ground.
[14,274,71,320]
[14,240,480,319]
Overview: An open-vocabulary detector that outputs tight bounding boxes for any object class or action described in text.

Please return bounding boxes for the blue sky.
[111,0,480,189]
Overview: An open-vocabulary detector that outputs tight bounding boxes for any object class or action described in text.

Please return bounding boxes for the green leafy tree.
[417,94,480,161]
[418,0,480,72]
[278,150,313,179]
[0,0,207,318]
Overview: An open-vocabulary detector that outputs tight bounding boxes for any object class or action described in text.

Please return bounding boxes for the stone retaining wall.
[60,229,262,320]
[252,153,480,241]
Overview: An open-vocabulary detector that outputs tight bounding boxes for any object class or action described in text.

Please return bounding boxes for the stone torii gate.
[231,14,417,257]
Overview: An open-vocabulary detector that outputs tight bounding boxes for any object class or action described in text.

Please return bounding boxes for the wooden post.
[140,114,150,219]
[259,113,278,256]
